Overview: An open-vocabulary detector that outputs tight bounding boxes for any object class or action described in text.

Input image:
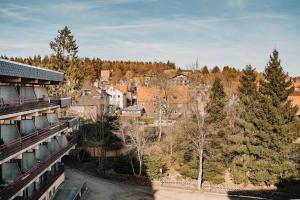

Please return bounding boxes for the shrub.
[113,154,139,175]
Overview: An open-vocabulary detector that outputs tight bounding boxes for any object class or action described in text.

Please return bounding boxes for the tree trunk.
[138,159,142,176]
[130,155,136,176]
[158,101,162,141]
[197,148,203,190]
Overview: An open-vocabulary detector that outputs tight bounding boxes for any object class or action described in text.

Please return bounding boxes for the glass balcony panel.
[35,176,41,190]
[21,152,37,172]
[36,145,50,161]
[47,139,61,153]
[1,162,21,183]
[19,87,36,100]
[0,86,19,102]
[47,113,59,124]
[34,116,49,129]
[0,124,19,143]
[57,135,68,148]
[27,182,35,198]
[34,87,49,99]
[20,120,36,136]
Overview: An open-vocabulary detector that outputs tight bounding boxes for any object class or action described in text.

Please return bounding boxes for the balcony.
[0,137,76,200]
[29,165,64,200]
[0,98,60,119]
[50,97,72,108]
[0,123,68,163]
[59,117,80,132]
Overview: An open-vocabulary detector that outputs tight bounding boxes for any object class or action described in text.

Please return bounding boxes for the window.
[82,90,91,96]
[118,95,120,98]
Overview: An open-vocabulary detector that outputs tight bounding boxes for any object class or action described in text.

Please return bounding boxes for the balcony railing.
[0,123,68,163]
[29,165,65,200]
[0,97,71,118]
[0,137,76,200]
[49,97,72,108]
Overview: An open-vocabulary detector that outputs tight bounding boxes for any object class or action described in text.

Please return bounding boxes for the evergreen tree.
[50,26,78,71]
[49,26,83,97]
[202,66,209,74]
[204,78,227,183]
[211,66,221,73]
[206,78,226,124]
[249,50,299,185]
[226,65,258,184]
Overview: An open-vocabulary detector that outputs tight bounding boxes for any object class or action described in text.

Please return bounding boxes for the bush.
[203,160,225,184]
[77,149,92,162]
[145,157,166,179]
[113,154,139,175]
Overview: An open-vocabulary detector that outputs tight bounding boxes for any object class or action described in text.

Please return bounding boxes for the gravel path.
[63,167,250,200]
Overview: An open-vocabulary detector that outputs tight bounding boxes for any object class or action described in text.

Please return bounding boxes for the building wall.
[106,87,127,108]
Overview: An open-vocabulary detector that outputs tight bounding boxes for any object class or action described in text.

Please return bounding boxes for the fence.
[158,178,257,193]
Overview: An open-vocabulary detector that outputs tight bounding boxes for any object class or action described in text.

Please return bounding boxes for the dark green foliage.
[144,155,167,179]
[113,154,140,175]
[204,78,227,183]
[206,78,226,124]
[201,66,209,74]
[78,116,123,149]
[226,65,258,184]
[49,26,83,97]
[77,149,92,162]
[178,150,199,179]
[248,50,299,185]
[203,160,226,184]
[211,66,221,73]
[229,50,300,185]
[50,26,78,71]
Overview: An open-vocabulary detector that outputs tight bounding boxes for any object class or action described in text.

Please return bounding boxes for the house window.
[83,90,91,96]
[118,95,120,98]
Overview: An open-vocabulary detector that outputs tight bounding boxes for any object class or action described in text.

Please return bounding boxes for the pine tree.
[204,78,227,183]
[50,26,78,71]
[226,65,258,184]
[211,66,221,73]
[49,26,82,97]
[206,78,226,124]
[248,50,299,185]
[202,66,209,74]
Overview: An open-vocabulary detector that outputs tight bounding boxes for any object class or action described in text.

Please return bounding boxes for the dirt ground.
[63,167,251,200]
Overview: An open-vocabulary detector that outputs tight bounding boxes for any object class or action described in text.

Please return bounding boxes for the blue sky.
[0,0,300,75]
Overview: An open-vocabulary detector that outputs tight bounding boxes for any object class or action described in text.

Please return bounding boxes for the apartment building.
[0,59,79,200]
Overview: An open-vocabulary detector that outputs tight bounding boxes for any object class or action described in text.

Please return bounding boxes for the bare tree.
[124,119,148,176]
[185,96,209,189]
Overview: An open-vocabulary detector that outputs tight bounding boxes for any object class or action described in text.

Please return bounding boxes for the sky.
[0,0,300,76]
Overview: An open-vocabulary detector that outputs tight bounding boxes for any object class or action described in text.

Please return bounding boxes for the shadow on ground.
[63,158,156,200]
[227,180,300,200]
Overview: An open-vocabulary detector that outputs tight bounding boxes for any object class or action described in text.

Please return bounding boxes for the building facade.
[69,80,110,122]
[106,86,127,109]
[0,59,78,200]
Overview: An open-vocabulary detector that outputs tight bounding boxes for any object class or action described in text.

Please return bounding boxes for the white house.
[106,85,127,109]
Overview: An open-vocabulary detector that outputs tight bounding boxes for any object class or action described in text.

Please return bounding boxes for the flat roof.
[0,59,64,82]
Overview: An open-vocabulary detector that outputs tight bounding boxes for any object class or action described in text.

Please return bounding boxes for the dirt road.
[63,168,251,200]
